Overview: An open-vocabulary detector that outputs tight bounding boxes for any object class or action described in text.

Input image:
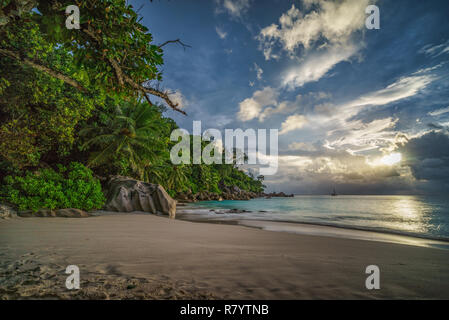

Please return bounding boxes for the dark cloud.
[398,130,449,181]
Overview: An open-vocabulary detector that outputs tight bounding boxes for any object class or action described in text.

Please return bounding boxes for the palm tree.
[80,101,166,180]
[164,164,189,191]
[143,163,164,185]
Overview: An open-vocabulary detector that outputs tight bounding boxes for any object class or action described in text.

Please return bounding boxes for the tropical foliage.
[78,100,174,180]
[0,0,265,210]
[0,162,105,211]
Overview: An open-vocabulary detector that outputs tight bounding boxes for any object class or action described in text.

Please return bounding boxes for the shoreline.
[238,220,449,250]
[176,205,449,248]
[1,212,449,299]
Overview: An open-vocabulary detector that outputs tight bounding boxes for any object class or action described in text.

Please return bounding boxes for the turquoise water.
[185,195,449,241]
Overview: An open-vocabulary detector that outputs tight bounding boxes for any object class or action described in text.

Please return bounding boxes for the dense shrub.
[0,162,105,211]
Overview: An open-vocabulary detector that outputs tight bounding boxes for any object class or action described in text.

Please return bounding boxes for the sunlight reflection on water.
[185,195,449,240]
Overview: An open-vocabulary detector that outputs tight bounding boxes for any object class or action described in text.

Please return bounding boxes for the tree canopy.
[0,0,185,113]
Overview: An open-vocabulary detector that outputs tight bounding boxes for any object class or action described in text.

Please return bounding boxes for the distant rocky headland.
[176,185,294,203]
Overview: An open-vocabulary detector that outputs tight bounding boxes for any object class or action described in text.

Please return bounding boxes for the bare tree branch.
[128,76,186,115]
[0,47,87,92]
[158,39,191,51]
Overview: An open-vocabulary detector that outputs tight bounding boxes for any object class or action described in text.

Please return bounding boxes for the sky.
[130,0,449,195]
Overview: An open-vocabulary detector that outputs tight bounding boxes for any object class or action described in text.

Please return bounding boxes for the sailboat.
[331,187,337,196]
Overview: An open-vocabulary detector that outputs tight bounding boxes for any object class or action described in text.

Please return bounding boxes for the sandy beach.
[1,212,449,299]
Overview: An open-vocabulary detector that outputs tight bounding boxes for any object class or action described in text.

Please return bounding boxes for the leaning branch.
[0,48,87,92]
[125,75,186,115]
[82,27,186,115]
[141,90,154,106]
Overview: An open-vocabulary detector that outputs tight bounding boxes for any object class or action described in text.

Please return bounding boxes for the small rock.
[0,204,17,219]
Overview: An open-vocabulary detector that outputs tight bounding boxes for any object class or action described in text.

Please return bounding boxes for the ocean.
[181,195,449,242]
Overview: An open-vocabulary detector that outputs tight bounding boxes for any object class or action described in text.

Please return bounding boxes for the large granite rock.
[104,176,176,218]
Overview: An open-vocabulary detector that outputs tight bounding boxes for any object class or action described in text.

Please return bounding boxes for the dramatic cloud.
[318,72,435,155]
[279,114,307,135]
[257,0,373,89]
[313,70,435,130]
[237,87,278,121]
[258,0,370,54]
[262,146,408,195]
[258,100,292,122]
[398,131,449,181]
[239,89,331,123]
[341,74,435,115]
[327,118,399,152]
[265,131,449,195]
[282,43,359,88]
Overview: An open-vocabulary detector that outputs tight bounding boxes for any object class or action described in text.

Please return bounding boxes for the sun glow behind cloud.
[367,153,402,167]
[381,153,402,166]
